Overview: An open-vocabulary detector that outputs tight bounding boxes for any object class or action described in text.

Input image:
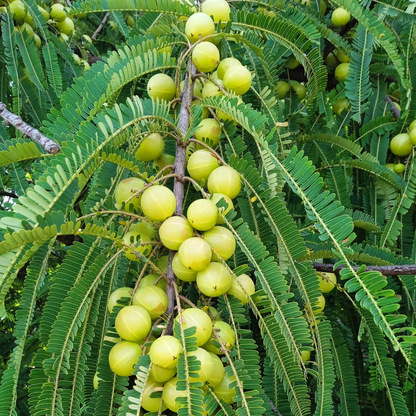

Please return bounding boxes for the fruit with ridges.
[115,305,151,341]
[332,7,350,26]
[202,80,224,99]
[201,0,230,24]
[211,193,233,223]
[192,42,220,73]
[50,3,66,22]
[56,17,74,36]
[223,65,252,95]
[227,274,255,304]
[188,150,219,183]
[187,347,213,382]
[317,272,336,293]
[217,58,242,80]
[139,274,167,291]
[276,80,290,99]
[147,73,176,102]
[214,372,236,404]
[123,231,152,261]
[185,12,215,43]
[141,185,176,222]
[390,133,413,156]
[195,118,222,146]
[207,166,241,199]
[107,287,132,313]
[135,132,164,162]
[109,341,142,376]
[142,379,167,412]
[162,377,188,412]
[178,237,212,271]
[172,253,198,282]
[332,98,350,115]
[149,364,176,383]
[177,308,212,346]
[197,262,232,297]
[159,216,193,250]
[203,321,235,354]
[9,0,26,20]
[206,352,225,386]
[115,177,145,212]
[187,199,218,231]
[132,286,168,319]
[394,163,405,174]
[149,335,183,369]
[335,63,349,82]
[203,226,235,261]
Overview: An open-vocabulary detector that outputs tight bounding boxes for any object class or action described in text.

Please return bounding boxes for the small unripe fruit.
[276,80,290,99]
[332,7,350,26]
[38,6,50,21]
[177,308,212,346]
[126,15,134,27]
[336,49,351,63]
[409,129,416,145]
[287,57,300,69]
[390,133,413,156]
[185,12,215,43]
[9,0,27,20]
[325,52,339,68]
[197,262,232,297]
[142,379,167,412]
[227,274,255,304]
[394,163,405,174]
[223,65,252,96]
[211,193,233,223]
[23,12,33,26]
[172,253,198,282]
[217,58,242,80]
[317,272,336,293]
[132,286,168,319]
[202,80,224,99]
[72,54,81,65]
[204,226,235,261]
[130,221,157,239]
[135,132,164,162]
[203,321,235,354]
[115,305,152,341]
[179,79,203,98]
[149,364,176,382]
[114,177,145,212]
[122,231,152,261]
[292,83,306,101]
[162,377,188,412]
[149,335,183,369]
[178,237,212,271]
[50,3,66,22]
[34,33,41,48]
[195,118,222,146]
[207,166,241,199]
[107,287,132,313]
[201,0,231,24]
[187,199,218,231]
[147,73,176,102]
[192,42,220,73]
[206,352,225,386]
[82,34,92,44]
[301,350,311,362]
[139,273,167,291]
[109,341,142,376]
[159,216,193,250]
[214,372,236,404]
[332,98,350,116]
[56,17,74,36]
[18,22,34,38]
[188,150,219,183]
[335,63,349,82]
[155,153,175,172]
[141,185,176,222]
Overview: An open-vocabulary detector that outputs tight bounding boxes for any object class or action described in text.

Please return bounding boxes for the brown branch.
[313,262,416,275]
[0,103,60,154]
[91,12,110,40]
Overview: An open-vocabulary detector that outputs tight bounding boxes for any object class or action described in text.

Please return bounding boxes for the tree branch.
[0,191,18,198]
[92,12,110,40]
[386,95,400,119]
[0,103,60,154]
[313,262,416,275]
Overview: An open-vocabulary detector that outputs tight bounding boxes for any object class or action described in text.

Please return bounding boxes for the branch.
[0,103,60,154]
[0,191,18,198]
[386,95,400,119]
[91,12,110,40]
[313,262,416,275]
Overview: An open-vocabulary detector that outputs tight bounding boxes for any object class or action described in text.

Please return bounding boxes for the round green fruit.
[335,63,349,82]
[394,163,405,174]
[325,52,339,68]
[187,347,213,383]
[217,58,242,80]
[187,199,218,231]
[34,33,41,48]
[162,377,187,412]
[207,166,241,199]
[178,237,212,271]
[314,294,326,314]
[336,49,351,63]
[211,193,233,224]
[172,253,198,282]
[287,57,300,69]
[292,83,306,100]
[214,372,236,404]
[141,185,176,222]
[301,350,311,363]
[390,133,413,156]
[9,0,26,20]
[409,119,416,132]
[192,42,220,73]
[177,308,212,346]
[195,118,222,146]
[23,12,33,26]
[126,15,134,27]
[38,6,50,21]
[149,335,183,369]
[276,80,290,99]
[203,320,235,354]
[202,80,224,99]
[332,98,350,116]
[56,17,74,36]
[139,274,167,291]
[159,216,194,250]
[188,150,219,183]
[18,22,34,38]
[115,305,152,341]
[155,153,175,173]
[223,65,252,96]
[386,163,396,171]
[203,226,235,261]
[147,73,176,102]
[197,262,232,297]
[123,231,152,261]
[149,363,176,383]
[141,379,167,412]
[317,272,336,293]
[50,4,66,22]
[114,177,145,212]
[227,274,255,304]
[206,352,224,387]
[135,132,164,162]
[107,287,132,313]
[409,128,416,145]
[332,7,350,26]
[132,286,168,319]
[201,0,230,24]
[185,12,215,43]
[109,341,142,376]
[130,221,157,239]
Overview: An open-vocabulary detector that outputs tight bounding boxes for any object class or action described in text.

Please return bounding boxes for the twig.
[313,262,416,275]
[386,95,400,119]
[91,12,110,40]
[65,0,71,6]
[0,103,60,154]
[0,191,18,198]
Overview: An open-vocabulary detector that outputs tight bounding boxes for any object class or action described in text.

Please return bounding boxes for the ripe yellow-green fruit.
[147,73,176,102]
[332,7,350,26]
[214,372,236,404]
[9,1,27,20]
[159,216,193,250]
[187,150,219,183]
[292,83,306,100]
[115,305,152,341]
[50,3,66,22]
[139,274,167,291]
[409,119,416,132]
[130,221,157,239]
[141,185,176,222]
[276,80,290,99]
[188,347,213,382]
[317,272,336,293]
[185,12,215,43]
[332,98,350,116]
[123,231,152,261]
[313,294,326,314]
[135,132,164,162]
[201,0,230,24]
[178,237,212,271]
[325,52,339,68]
[409,129,416,145]
[155,153,175,173]
[336,49,351,63]
[132,286,168,319]
[177,308,212,346]
[390,133,413,156]
[217,58,242,80]
[287,57,300,69]
[114,177,145,212]
[204,226,235,261]
[202,80,224,99]
[335,63,349,82]
[38,6,50,21]
[192,42,220,73]
[172,253,198,282]
[109,341,142,376]
[206,352,225,386]
[207,166,241,199]
[197,262,232,297]
[149,335,183,369]
[203,321,235,354]
[93,372,102,389]
[34,33,41,48]
[23,12,33,26]
[126,15,134,27]
[149,364,176,383]
[394,163,405,174]
[142,379,167,412]
[56,17,74,36]
[223,65,252,96]
[227,274,255,304]
[187,199,218,231]
[162,377,188,412]
[211,193,233,223]
[195,118,222,146]
[107,287,132,313]
[18,22,34,38]
[301,350,311,362]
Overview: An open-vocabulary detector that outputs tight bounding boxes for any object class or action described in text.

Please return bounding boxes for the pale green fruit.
[72,53,81,65]
[135,132,165,162]
[93,372,102,389]
[177,308,212,346]
[139,274,167,291]
[386,163,396,171]
[155,153,175,173]
[409,119,416,132]
[34,33,41,48]
[126,15,134,27]
[301,350,311,362]
[130,221,157,239]
[9,0,27,20]
[122,231,152,262]
[336,49,351,63]
[211,193,233,224]
[287,57,299,69]
[187,199,218,231]
[390,133,413,156]
[178,237,212,271]
[147,73,176,102]
[114,177,145,212]
[207,166,241,199]
[18,22,34,38]
[202,80,224,99]
[82,60,91,71]
[132,285,168,319]
[115,305,152,341]
[185,12,215,43]
[201,0,230,24]
[317,272,336,293]
[203,320,235,354]
[409,128,416,145]
[107,287,132,313]
[332,98,350,115]
[197,262,232,297]
[334,63,349,82]
[292,83,306,100]
[141,185,176,222]
[82,34,92,44]
[56,17,74,36]
[195,118,222,146]
[162,377,188,412]
[187,150,219,183]
[206,352,225,386]
[227,274,255,304]
[325,52,339,68]
[159,216,193,250]
[50,3,66,22]
[179,78,203,99]
[394,163,405,174]
[157,45,173,55]
[276,80,290,99]
[142,379,167,412]
[172,253,198,282]
[149,364,176,382]
[223,65,252,95]
[23,12,33,26]
[217,58,242,80]
[149,335,183,369]
[332,7,350,26]
[214,372,236,404]
[109,341,142,376]
[38,6,50,21]
[192,42,220,73]
[313,294,326,314]
[187,347,213,383]
[203,226,235,261]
